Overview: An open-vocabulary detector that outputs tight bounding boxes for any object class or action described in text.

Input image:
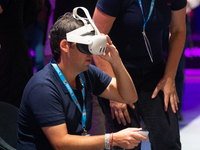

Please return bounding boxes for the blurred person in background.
[25,1,47,73]
[0,0,43,107]
[92,0,187,150]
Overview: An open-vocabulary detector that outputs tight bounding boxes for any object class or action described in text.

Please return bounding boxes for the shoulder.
[23,64,63,101]
[82,64,112,95]
[96,0,128,17]
[85,64,110,79]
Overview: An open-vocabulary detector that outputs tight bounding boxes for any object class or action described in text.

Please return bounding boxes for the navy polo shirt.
[17,58,112,150]
[96,0,187,68]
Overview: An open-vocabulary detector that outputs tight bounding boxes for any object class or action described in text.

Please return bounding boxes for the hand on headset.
[99,35,121,65]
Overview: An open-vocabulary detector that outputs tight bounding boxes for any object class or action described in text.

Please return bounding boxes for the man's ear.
[60,39,70,52]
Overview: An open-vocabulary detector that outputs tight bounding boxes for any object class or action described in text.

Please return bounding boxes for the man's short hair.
[49,12,84,60]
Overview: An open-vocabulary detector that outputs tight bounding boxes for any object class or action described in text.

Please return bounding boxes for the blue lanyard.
[51,61,87,129]
[138,0,155,62]
[138,0,155,30]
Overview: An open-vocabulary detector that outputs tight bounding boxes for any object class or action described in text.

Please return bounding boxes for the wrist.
[105,133,114,149]
[110,58,122,68]
[105,133,110,149]
[110,132,113,148]
[112,132,117,147]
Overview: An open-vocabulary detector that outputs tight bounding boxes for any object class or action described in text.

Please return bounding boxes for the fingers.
[152,86,159,99]
[115,128,148,149]
[113,108,130,125]
[152,77,179,113]
[110,107,115,119]
[164,93,169,112]
[128,103,135,109]
[110,101,131,125]
[169,92,179,113]
[105,35,112,45]
[114,109,122,124]
[123,108,131,124]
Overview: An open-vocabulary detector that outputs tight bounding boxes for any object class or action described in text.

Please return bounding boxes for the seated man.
[17,11,148,150]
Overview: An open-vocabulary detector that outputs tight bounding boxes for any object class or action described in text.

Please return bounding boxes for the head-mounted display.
[66,7,107,55]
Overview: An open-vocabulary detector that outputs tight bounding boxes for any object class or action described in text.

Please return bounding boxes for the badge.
[81,129,91,136]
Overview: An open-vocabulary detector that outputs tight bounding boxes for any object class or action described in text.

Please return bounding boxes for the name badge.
[81,130,91,136]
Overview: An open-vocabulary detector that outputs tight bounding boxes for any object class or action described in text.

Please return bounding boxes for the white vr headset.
[66,7,107,55]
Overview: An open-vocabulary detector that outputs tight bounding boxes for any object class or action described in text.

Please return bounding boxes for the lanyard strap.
[138,0,155,62]
[138,0,155,29]
[51,61,87,129]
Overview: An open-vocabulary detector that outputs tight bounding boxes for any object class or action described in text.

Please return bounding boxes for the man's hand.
[0,5,3,14]
[113,128,148,149]
[110,100,135,126]
[99,35,120,65]
[151,75,179,113]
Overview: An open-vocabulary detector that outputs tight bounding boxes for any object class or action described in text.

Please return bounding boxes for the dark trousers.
[98,61,181,150]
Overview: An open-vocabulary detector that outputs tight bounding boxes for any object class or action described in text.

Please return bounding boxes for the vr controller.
[136,130,149,137]
[66,7,107,55]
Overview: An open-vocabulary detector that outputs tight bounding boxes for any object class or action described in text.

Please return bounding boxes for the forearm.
[110,58,138,103]
[165,8,186,79]
[55,134,106,150]
[43,124,147,150]
[165,27,186,79]
[93,55,115,77]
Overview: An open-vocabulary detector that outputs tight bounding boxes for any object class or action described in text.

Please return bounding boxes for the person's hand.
[113,128,148,149]
[151,75,179,113]
[0,5,3,14]
[110,100,135,126]
[99,35,120,64]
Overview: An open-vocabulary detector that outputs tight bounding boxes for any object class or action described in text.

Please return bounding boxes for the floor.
[141,68,200,150]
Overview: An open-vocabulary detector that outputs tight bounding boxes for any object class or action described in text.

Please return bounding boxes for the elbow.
[134,95,138,103]
[132,95,138,103]
[126,94,138,104]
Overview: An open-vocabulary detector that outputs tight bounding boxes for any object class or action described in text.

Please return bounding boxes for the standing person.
[177,0,200,120]
[162,0,200,121]
[25,3,48,73]
[0,0,43,108]
[92,0,187,150]
[17,11,148,150]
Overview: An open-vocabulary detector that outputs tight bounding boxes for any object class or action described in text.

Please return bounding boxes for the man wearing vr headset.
[17,12,148,150]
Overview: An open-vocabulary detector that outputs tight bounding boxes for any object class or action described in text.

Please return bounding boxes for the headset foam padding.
[76,43,92,54]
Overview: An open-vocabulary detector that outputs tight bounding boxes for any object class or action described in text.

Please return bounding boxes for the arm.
[98,35,138,104]
[152,6,187,113]
[92,7,116,77]
[93,7,134,125]
[42,123,148,150]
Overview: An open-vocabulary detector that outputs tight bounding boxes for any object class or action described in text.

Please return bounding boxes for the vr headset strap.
[73,7,100,35]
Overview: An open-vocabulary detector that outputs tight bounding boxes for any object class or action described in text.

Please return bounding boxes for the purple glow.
[184,68,200,75]
[29,48,35,57]
[184,47,200,58]
[184,68,200,83]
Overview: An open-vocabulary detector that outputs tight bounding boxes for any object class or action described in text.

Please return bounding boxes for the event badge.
[81,129,91,136]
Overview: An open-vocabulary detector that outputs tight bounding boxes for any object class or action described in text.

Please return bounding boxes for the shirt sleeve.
[87,65,112,96]
[171,0,187,10]
[96,0,123,17]
[27,83,66,127]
